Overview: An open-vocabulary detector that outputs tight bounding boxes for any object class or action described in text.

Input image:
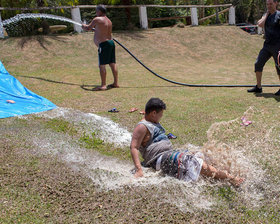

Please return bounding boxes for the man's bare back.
[81,5,119,90]
[84,16,112,47]
[93,16,112,46]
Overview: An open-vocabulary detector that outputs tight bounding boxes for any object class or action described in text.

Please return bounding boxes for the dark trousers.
[255,42,280,75]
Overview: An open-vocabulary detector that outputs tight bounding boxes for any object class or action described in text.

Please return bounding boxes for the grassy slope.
[1,26,280,223]
[1,26,279,145]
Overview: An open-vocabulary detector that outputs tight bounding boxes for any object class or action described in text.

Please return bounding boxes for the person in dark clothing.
[248,0,280,95]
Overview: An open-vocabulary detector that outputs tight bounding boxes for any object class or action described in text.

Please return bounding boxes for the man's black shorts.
[255,42,280,75]
[98,40,116,65]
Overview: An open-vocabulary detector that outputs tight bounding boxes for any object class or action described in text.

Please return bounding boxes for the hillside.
[1,26,280,223]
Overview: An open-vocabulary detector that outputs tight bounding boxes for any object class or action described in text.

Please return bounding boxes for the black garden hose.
[113,38,280,88]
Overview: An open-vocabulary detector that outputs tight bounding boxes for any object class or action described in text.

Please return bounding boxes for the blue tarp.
[0,61,56,119]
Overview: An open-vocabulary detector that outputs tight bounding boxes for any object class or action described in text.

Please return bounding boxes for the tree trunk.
[37,0,49,34]
[122,0,132,28]
[214,0,220,24]
[198,0,204,19]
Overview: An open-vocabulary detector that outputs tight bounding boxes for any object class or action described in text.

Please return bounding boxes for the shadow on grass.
[113,29,149,39]
[81,85,179,91]
[17,35,68,50]
[119,85,182,88]
[16,74,98,90]
[255,93,280,102]
[15,74,178,90]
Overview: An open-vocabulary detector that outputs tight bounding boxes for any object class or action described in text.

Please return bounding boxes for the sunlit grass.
[1,26,280,223]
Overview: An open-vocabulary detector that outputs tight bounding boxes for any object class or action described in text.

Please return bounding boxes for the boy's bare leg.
[200,162,244,187]
[108,63,119,87]
[97,65,107,90]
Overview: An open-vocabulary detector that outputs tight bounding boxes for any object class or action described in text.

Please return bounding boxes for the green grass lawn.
[1,25,280,223]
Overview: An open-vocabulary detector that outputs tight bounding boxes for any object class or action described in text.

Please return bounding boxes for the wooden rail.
[238,25,257,28]
[0,4,236,35]
[145,4,232,8]
[0,4,232,11]
[198,7,230,22]
[148,16,191,22]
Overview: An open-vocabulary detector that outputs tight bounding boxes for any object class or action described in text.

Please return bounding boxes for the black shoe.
[247,85,262,93]
[275,89,280,96]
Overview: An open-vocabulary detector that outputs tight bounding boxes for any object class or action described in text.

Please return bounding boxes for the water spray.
[2,13,82,27]
[0,15,4,38]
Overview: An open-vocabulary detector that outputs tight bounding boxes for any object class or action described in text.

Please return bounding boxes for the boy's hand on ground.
[134,169,144,178]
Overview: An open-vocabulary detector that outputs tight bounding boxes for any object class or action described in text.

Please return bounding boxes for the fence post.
[257,26,263,35]
[215,8,220,24]
[71,7,82,33]
[0,11,4,38]
[229,6,235,25]
[191,7,198,26]
[139,6,148,29]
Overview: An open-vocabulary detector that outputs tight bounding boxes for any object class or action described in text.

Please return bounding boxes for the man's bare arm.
[130,124,147,178]
[82,18,98,31]
[258,13,268,28]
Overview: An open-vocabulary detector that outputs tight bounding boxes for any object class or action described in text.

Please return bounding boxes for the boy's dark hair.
[145,98,166,114]
[96,5,106,14]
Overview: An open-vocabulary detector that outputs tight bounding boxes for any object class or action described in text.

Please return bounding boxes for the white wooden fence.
[0,4,235,37]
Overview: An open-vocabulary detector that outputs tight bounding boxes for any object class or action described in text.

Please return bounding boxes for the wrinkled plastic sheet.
[0,61,56,119]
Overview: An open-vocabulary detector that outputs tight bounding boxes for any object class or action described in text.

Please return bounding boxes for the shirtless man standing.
[82,5,119,91]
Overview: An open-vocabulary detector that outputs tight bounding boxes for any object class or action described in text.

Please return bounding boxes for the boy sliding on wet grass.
[82,5,119,91]
[130,98,244,187]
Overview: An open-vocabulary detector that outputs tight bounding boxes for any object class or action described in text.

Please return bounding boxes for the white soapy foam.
[26,106,277,211]
[37,107,132,147]
[29,109,214,210]
[201,106,278,208]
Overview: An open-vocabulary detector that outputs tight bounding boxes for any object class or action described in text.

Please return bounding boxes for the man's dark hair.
[145,98,166,114]
[96,5,106,14]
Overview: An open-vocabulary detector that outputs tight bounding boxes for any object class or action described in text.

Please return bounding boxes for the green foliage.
[233,0,266,23]
[78,132,131,159]
[4,18,73,37]
[79,132,104,149]
[0,0,78,20]
[0,0,267,31]
[45,118,78,136]
[0,0,78,8]
[92,0,137,4]
[217,186,236,202]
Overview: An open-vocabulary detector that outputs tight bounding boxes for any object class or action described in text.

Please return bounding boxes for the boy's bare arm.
[130,124,147,178]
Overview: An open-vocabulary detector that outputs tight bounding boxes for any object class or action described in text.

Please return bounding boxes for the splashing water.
[201,106,279,207]
[2,13,82,27]
[15,107,279,212]
[37,107,132,147]
[26,107,214,211]
[0,15,4,38]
